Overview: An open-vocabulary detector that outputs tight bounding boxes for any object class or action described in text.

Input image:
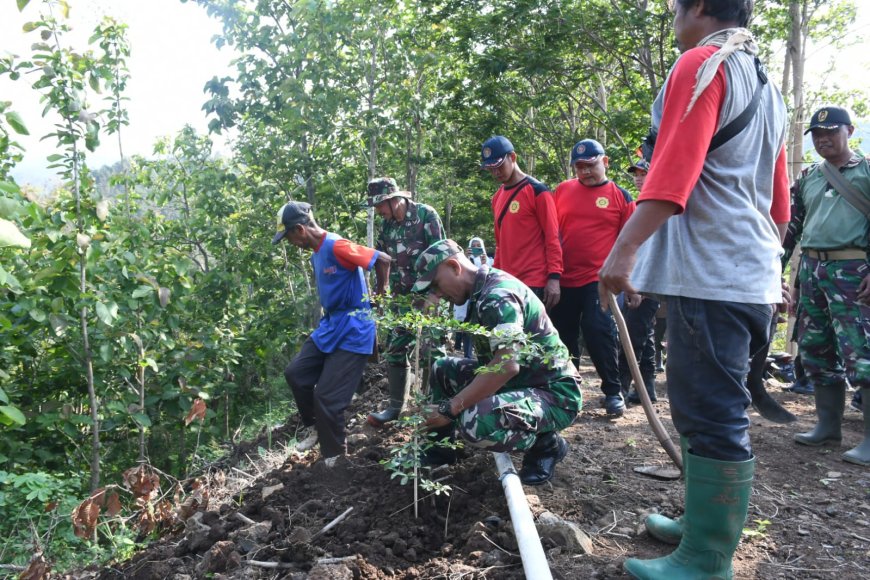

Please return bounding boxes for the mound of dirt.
[82,361,870,579]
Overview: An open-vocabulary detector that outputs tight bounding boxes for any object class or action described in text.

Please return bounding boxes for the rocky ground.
[77,359,870,579]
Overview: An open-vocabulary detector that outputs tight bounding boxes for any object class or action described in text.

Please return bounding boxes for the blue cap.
[570,139,605,164]
[480,136,514,168]
[626,158,650,174]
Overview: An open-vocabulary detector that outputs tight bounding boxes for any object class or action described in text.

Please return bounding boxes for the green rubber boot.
[625,453,755,580]
[794,381,845,446]
[644,437,687,545]
[367,365,409,427]
[844,388,870,466]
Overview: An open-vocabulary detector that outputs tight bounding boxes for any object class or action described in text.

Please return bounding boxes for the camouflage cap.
[367,177,411,207]
[412,239,463,293]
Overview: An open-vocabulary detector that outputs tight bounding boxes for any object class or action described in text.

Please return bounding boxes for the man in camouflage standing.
[789,106,870,466]
[414,239,582,485]
[366,177,446,427]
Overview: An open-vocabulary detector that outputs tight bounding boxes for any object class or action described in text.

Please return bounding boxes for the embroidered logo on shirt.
[596,197,609,208]
[509,200,520,213]
[323,266,337,275]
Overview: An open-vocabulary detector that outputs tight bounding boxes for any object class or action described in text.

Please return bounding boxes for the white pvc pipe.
[492,452,554,580]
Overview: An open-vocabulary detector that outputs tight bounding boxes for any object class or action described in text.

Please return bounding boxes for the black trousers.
[618,296,660,391]
[551,283,622,397]
[284,337,369,458]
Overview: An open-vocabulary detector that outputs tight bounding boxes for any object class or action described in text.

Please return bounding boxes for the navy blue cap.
[805,106,852,134]
[480,136,514,168]
[626,158,650,174]
[570,139,605,164]
[272,201,312,244]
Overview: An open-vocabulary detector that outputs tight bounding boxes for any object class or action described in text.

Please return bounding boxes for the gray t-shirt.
[632,49,787,305]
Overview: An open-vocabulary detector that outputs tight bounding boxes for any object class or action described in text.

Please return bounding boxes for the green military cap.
[412,239,463,293]
[366,177,411,207]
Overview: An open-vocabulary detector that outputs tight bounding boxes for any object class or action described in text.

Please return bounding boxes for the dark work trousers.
[284,337,369,458]
[654,315,667,368]
[618,297,660,393]
[746,313,779,396]
[551,283,622,397]
[666,296,772,462]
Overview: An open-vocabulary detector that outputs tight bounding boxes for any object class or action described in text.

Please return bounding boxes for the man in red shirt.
[480,136,562,309]
[552,139,635,417]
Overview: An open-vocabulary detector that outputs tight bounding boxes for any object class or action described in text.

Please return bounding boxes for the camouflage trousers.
[431,357,580,453]
[797,257,870,389]
[383,325,447,368]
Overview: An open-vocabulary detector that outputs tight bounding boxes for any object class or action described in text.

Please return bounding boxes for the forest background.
[0,0,867,572]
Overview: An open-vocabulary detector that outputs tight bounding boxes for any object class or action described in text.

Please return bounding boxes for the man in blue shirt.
[273,201,390,466]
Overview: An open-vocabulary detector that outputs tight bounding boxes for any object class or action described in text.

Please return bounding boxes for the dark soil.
[82,360,870,579]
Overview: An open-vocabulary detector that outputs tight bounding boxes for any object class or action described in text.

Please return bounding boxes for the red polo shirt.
[553,179,635,287]
[492,176,563,287]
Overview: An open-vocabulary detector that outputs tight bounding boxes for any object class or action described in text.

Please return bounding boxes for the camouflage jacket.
[376,200,444,295]
[467,266,581,411]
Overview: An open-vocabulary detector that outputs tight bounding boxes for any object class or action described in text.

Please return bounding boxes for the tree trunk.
[781,42,791,110]
[73,142,100,492]
[526,106,536,175]
[638,0,659,96]
[444,198,452,239]
[787,0,806,182]
[137,335,146,463]
[365,38,378,248]
[784,0,811,354]
[301,132,316,205]
[81,290,99,492]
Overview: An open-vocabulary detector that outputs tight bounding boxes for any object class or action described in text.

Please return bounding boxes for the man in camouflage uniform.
[789,106,870,466]
[413,239,582,485]
[366,177,446,427]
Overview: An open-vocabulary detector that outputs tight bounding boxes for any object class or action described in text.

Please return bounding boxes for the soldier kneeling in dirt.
[412,239,582,486]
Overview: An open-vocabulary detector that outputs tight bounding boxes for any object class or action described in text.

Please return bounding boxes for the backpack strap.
[496,177,530,230]
[819,159,870,221]
[708,56,767,153]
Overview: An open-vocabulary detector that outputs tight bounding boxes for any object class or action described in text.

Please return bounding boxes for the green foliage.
[380,421,460,496]
[742,518,772,539]
[0,0,866,571]
[0,470,87,569]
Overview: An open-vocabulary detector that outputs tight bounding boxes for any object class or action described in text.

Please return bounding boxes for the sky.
[0,0,237,189]
[1,1,868,189]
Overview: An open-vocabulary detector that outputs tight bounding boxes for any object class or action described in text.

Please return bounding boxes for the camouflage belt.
[803,248,866,261]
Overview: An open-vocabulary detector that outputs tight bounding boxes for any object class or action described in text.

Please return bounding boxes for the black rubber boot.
[795,380,846,446]
[844,388,870,466]
[519,431,569,486]
[628,372,658,405]
[367,366,409,427]
[852,389,863,412]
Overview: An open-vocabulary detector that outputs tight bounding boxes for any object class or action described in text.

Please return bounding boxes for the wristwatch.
[438,399,458,421]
